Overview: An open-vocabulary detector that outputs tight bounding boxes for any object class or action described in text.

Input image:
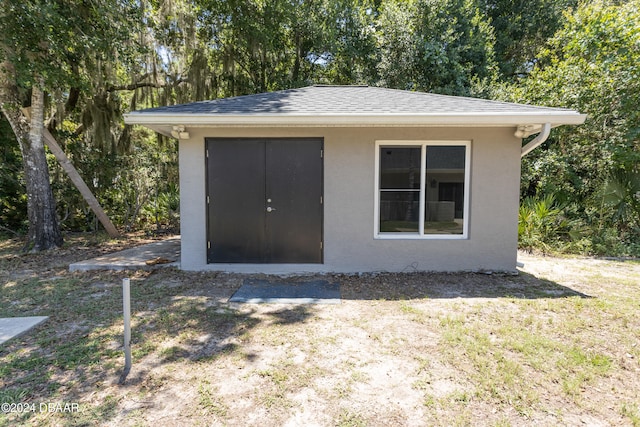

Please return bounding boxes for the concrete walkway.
[69,237,180,272]
[0,316,48,345]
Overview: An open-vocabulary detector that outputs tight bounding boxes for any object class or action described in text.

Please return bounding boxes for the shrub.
[518,195,574,253]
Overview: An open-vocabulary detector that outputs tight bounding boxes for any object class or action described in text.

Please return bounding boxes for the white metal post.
[123,278,132,375]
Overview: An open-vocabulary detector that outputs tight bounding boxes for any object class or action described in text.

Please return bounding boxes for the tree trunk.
[23,83,63,250]
[0,64,63,251]
[292,28,301,83]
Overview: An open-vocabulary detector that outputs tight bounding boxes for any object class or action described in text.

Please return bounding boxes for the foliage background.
[0,0,638,255]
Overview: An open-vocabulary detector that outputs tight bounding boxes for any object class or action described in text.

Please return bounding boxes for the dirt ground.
[0,235,639,426]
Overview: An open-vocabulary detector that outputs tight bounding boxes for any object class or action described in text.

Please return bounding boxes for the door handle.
[266,206,276,213]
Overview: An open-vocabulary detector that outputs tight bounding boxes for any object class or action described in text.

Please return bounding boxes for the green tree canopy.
[503,0,640,253]
[479,0,579,78]
[376,0,498,95]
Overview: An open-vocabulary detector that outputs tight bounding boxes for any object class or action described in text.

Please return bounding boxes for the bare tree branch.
[106,78,187,92]
[0,224,21,237]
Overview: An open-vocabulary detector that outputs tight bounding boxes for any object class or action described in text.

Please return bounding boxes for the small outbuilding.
[124,85,585,273]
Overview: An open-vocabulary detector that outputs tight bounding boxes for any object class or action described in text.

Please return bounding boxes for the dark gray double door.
[206,138,323,263]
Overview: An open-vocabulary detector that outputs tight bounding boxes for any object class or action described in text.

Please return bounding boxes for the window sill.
[374,233,468,240]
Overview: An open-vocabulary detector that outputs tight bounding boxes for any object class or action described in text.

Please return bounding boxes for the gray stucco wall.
[178,126,521,273]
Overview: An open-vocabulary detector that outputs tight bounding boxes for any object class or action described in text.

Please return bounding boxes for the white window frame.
[374,140,471,240]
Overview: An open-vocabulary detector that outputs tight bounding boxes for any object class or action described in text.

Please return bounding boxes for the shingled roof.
[124,85,585,136]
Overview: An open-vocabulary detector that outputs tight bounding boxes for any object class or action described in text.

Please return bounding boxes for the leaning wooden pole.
[42,129,120,237]
[22,107,119,237]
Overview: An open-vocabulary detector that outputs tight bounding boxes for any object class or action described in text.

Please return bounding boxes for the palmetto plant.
[600,169,640,233]
[518,195,569,253]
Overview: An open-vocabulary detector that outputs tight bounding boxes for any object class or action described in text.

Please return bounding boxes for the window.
[375,141,470,239]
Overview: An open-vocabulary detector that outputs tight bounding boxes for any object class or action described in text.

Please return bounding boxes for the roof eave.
[124,113,586,139]
[125,112,586,126]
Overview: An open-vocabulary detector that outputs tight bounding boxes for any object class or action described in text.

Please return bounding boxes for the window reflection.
[424,146,465,235]
[379,148,421,233]
[378,144,467,236]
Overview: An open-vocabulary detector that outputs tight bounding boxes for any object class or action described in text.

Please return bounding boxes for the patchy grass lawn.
[1,235,639,426]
